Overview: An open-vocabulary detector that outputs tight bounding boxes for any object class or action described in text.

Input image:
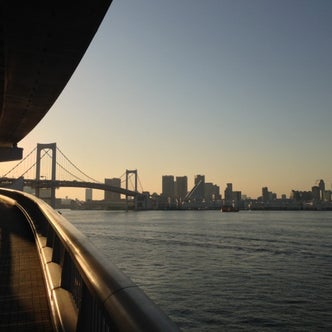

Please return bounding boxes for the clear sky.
[2,0,332,200]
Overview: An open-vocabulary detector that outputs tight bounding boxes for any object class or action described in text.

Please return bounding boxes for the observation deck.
[0,197,53,331]
[0,189,179,331]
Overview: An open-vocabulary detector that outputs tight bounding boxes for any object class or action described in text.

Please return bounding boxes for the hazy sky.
[2,0,332,199]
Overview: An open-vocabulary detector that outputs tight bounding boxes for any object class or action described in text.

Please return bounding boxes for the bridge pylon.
[126,169,137,210]
[36,143,57,207]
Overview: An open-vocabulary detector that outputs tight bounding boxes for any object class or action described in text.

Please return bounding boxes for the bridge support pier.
[36,143,57,208]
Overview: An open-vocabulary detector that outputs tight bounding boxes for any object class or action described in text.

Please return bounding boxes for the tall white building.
[85,188,92,201]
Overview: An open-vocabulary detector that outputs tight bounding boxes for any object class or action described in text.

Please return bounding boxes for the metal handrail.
[0,188,179,331]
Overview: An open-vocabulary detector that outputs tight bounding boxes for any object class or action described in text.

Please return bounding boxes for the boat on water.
[221,205,239,212]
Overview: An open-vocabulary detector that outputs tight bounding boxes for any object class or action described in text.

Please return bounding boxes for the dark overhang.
[0,1,112,161]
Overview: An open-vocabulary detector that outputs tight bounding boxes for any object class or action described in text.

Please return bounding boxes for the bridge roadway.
[0,196,54,331]
[0,178,141,197]
[32,179,140,197]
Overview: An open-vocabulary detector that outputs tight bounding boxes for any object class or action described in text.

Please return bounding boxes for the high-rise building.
[175,176,188,202]
[194,175,205,202]
[319,179,325,201]
[224,183,233,203]
[85,188,92,201]
[232,191,242,203]
[312,186,320,201]
[104,178,121,201]
[162,175,175,198]
[262,187,274,202]
[262,187,268,202]
[205,182,220,202]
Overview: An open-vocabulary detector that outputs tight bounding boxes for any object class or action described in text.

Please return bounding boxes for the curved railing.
[0,188,179,331]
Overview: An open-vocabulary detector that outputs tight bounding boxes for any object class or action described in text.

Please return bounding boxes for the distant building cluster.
[288,179,332,210]
[156,177,332,211]
[62,177,332,211]
[250,179,332,211]
[159,175,221,209]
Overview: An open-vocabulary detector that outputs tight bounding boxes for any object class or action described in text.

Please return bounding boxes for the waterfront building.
[291,190,313,201]
[205,182,220,202]
[224,183,233,204]
[194,175,205,203]
[262,187,269,202]
[104,178,121,201]
[160,175,176,209]
[162,175,175,199]
[319,179,325,201]
[232,191,242,203]
[312,186,320,201]
[262,187,274,202]
[175,176,188,203]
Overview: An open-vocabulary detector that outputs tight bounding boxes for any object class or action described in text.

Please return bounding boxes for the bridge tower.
[36,143,57,208]
[126,169,137,210]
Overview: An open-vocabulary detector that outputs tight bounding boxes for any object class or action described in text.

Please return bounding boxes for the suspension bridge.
[0,143,145,208]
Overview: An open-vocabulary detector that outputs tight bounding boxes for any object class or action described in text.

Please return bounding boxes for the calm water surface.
[62,210,332,331]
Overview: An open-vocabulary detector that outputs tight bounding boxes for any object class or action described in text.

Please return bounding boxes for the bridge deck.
[0,200,54,331]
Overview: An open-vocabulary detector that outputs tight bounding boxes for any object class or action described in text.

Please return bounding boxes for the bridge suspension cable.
[41,149,87,182]
[138,176,144,192]
[2,146,37,177]
[56,147,100,183]
[20,150,49,178]
[119,171,126,180]
[56,162,87,182]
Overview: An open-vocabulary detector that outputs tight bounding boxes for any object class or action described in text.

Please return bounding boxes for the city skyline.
[1,0,331,199]
[157,174,330,200]
[82,177,330,206]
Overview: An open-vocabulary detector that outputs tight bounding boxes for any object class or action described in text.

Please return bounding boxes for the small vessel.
[221,205,239,212]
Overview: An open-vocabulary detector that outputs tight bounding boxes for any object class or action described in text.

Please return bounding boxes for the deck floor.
[0,199,54,331]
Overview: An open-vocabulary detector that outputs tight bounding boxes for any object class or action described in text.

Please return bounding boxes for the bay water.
[61,210,332,331]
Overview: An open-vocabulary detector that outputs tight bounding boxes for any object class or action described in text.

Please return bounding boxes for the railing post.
[52,234,65,266]
[61,252,83,309]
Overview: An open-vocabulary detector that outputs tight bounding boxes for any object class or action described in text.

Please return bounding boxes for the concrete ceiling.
[0,1,112,161]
